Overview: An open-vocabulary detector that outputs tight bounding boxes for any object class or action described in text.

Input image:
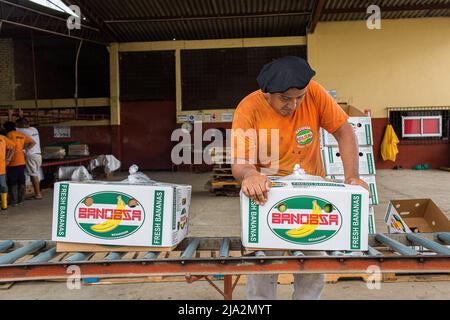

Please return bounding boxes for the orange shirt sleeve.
[5,137,15,150]
[310,81,349,133]
[231,102,258,164]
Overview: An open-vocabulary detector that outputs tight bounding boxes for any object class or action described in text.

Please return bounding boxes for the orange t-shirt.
[232,80,349,176]
[7,131,33,167]
[0,135,16,174]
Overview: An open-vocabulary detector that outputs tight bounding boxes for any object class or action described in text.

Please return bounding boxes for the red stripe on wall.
[372,118,450,169]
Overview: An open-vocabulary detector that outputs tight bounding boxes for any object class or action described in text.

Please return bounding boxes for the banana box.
[321,146,376,175]
[369,206,376,234]
[52,181,192,248]
[385,199,450,234]
[320,117,373,146]
[241,179,370,251]
[327,175,379,205]
[384,202,412,233]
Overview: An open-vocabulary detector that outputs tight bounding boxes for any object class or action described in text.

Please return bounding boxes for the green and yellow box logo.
[267,196,342,244]
[74,191,146,240]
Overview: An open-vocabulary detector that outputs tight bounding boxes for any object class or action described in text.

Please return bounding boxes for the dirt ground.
[0,169,449,300]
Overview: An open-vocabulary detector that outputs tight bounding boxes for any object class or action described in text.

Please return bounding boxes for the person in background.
[0,127,15,210]
[16,117,43,199]
[3,121,35,206]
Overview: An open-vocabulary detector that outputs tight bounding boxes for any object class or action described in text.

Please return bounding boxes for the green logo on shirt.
[296,128,314,146]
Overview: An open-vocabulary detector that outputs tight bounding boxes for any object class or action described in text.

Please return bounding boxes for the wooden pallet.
[56,242,176,253]
[209,160,240,197]
[82,273,381,286]
[208,180,241,196]
[211,175,236,182]
[382,273,450,283]
[84,275,232,286]
[0,282,14,290]
[325,273,371,283]
[213,163,232,169]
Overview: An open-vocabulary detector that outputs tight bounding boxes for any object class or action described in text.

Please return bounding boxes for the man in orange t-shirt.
[4,121,35,206]
[231,56,369,300]
[0,131,16,210]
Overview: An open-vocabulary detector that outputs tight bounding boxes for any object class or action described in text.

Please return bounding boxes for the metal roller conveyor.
[27,248,57,264]
[0,240,46,265]
[375,233,418,256]
[0,234,448,300]
[219,238,230,258]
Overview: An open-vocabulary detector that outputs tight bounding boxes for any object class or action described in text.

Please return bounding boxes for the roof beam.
[0,0,107,44]
[308,0,326,34]
[324,3,450,14]
[103,11,312,24]
[65,0,119,42]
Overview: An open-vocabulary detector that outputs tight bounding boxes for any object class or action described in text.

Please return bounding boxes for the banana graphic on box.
[91,196,126,233]
[286,200,322,238]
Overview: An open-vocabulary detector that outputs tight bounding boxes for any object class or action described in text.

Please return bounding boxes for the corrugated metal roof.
[322,0,450,21]
[67,0,315,42]
[7,0,449,42]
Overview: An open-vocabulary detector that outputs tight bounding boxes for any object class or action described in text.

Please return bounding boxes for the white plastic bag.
[58,166,92,181]
[89,155,121,174]
[281,164,324,181]
[123,165,155,185]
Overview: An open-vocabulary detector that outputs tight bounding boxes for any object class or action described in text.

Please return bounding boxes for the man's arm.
[332,122,370,191]
[5,137,16,165]
[232,164,271,205]
[6,149,15,165]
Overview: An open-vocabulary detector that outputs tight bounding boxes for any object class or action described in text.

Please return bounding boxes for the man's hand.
[241,171,271,205]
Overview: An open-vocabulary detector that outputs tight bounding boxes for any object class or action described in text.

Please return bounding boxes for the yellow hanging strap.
[381,124,400,162]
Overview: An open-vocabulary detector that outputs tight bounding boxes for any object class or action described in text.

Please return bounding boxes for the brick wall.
[0,38,14,103]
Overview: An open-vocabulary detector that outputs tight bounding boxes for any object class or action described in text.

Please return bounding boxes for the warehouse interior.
[0,0,449,300]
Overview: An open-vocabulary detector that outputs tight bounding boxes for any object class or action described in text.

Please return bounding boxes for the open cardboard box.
[321,104,373,146]
[338,103,366,116]
[385,199,450,233]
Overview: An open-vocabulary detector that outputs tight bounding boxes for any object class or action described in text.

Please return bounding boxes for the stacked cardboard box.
[42,146,66,160]
[320,104,378,233]
[68,144,90,156]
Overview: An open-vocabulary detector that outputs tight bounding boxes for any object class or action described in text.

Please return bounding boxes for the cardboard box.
[385,199,450,233]
[327,175,379,205]
[52,181,192,248]
[68,144,90,156]
[241,179,370,251]
[369,206,376,234]
[42,146,66,160]
[320,117,373,146]
[322,146,376,175]
[338,104,366,117]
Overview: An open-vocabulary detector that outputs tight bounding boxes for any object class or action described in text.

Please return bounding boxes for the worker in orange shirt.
[231,56,369,300]
[4,121,36,206]
[0,129,16,210]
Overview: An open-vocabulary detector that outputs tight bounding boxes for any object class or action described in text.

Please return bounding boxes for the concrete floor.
[0,169,449,300]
